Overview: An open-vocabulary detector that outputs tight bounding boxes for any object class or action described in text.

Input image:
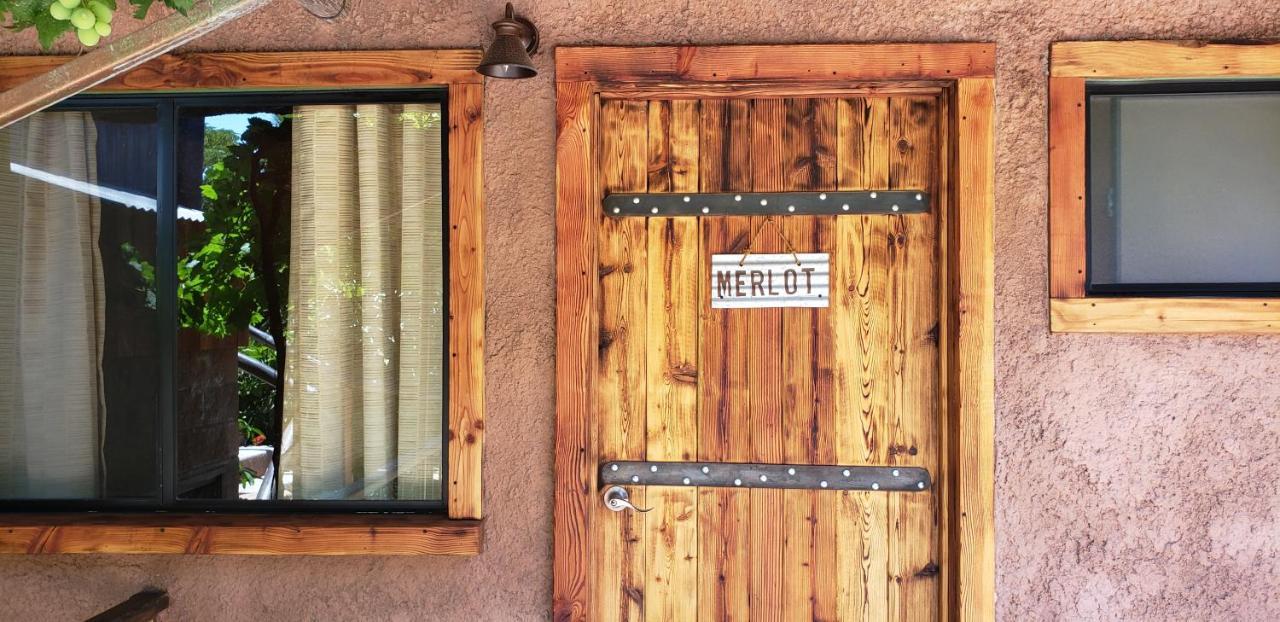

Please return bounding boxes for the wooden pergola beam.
[0,0,272,129]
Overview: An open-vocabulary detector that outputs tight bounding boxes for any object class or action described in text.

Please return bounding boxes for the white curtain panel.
[0,112,106,499]
[281,103,445,501]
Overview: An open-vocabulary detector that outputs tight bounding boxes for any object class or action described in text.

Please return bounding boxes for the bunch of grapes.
[47,0,114,47]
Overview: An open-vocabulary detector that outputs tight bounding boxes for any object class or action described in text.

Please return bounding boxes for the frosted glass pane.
[1089,90,1280,287]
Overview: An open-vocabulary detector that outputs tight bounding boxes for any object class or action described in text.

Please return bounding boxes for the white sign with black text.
[710,253,829,309]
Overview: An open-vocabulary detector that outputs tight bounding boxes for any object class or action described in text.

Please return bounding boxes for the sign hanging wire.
[738,215,802,267]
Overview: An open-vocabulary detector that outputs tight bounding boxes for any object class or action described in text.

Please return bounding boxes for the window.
[1087,83,1280,295]
[0,91,449,511]
[0,51,483,555]
[1049,41,1280,333]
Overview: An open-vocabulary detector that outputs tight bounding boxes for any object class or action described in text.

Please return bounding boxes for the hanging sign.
[711,253,829,309]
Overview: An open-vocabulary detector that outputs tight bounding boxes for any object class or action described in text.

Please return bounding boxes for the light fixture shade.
[477,3,538,79]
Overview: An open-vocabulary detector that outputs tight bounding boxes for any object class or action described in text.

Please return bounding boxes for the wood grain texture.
[594,99,649,622]
[696,98,753,622]
[644,98,700,621]
[555,44,995,622]
[1051,40,1280,78]
[598,81,947,101]
[1050,297,1280,333]
[1048,77,1087,299]
[748,97,786,622]
[448,82,485,520]
[834,96,892,622]
[951,78,996,622]
[0,50,483,94]
[0,515,481,555]
[887,95,941,622]
[778,96,837,622]
[553,79,597,622]
[0,0,271,128]
[557,44,996,83]
[933,87,957,621]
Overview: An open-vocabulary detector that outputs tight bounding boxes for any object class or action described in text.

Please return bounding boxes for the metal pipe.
[237,352,278,386]
[247,325,275,347]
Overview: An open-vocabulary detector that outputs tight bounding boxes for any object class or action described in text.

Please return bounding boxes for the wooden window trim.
[0,49,485,555]
[1049,40,1280,333]
[553,43,995,621]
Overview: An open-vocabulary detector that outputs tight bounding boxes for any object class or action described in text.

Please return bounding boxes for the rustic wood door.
[555,45,997,622]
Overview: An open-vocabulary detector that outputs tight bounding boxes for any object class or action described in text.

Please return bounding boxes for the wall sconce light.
[476,3,539,79]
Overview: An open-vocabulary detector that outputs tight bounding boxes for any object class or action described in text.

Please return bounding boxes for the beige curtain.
[281,103,445,501]
[0,112,106,499]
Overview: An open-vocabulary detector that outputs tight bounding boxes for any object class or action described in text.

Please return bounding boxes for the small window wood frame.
[0,50,484,555]
[1050,40,1280,333]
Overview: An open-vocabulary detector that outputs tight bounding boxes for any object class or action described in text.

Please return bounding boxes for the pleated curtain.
[0,112,106,499]
[281,104,444,501]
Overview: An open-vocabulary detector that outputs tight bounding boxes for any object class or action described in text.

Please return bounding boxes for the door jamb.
[553,42,996,622]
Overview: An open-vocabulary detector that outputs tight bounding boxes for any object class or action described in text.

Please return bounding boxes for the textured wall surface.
[2,1,1280,620]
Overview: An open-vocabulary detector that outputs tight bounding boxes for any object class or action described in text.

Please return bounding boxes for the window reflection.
[0,108,160,500]
[176,104,445,503]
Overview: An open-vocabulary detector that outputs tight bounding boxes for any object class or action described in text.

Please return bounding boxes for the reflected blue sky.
[205,113,276,137]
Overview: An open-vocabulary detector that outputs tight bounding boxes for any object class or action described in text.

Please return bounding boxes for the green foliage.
[203,127,237,171]
[178,116,290,338]
[2,0,185,49]
[236,340,274,445]
[238,464,256,487]
[122,115,292,448]
[128,0,190,20]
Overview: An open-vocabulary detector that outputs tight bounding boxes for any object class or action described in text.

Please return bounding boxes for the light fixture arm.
[492,3,538,55]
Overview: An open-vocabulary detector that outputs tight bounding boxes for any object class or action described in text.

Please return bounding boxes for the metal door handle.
[602,486,652,513]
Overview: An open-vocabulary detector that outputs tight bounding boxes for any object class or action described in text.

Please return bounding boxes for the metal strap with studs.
[600,461,930,492]
[603,190,930,217]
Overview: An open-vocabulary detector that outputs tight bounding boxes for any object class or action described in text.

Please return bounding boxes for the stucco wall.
[2,1,1279,620]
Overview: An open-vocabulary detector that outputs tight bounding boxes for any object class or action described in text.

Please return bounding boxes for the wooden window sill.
[0,513,482,555]
[1051,297,1280,333]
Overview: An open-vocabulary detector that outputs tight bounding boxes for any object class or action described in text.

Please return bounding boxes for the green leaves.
[127,0,184,19]
[6,0,184,48]
[32,9,73,48]
[5,0,70,49]
[125,0,149,18]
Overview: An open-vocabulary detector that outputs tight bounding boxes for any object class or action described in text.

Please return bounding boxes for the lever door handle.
[602,485,652,513]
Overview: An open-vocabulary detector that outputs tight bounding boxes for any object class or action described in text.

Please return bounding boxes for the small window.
[1088,82,1280,296]
[1050,41,1280,333]
[0,91,448,511]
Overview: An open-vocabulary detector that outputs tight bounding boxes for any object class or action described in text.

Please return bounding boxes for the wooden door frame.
[553,43,995,621]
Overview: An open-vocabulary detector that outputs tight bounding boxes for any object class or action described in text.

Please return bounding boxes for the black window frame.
[1085,79,1280,298]
[0,89,451,514]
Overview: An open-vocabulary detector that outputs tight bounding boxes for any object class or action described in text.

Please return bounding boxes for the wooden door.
[555,45,996,622]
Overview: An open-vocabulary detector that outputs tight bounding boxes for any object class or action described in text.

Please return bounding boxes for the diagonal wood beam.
[0,0,273,129]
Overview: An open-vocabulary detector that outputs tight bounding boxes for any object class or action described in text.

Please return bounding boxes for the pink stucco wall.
[2,1,1279,619]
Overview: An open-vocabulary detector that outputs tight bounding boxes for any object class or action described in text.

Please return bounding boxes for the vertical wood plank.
[833,96,892,622]
[778,96,839,622]
[952,78,996,622]
[697,98,753,622]
[933,86,956,622]
[553,80,597,622]
[645,98,700,622]
[748,97,787,622]
[446,82,486,520]
[887,96,941,622]
[595,99,649,622]
[781,97,817,622]
[1049,77,1087,298]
